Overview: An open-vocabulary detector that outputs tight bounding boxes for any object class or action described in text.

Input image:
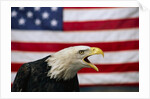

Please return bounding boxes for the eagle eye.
[79,50,84,55]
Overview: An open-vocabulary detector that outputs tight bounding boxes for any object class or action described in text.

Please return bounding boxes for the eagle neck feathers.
[45,50,80,80]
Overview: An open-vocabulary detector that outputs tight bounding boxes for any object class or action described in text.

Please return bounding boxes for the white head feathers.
[45,46,90,80]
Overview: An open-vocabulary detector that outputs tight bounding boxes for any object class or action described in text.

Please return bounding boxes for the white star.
[51,19,57,26]
[19,7,24,10]
[35,19,41,26]
[27,11,33,18]
[18,18,25,25]
[11,10,17,17]
[51,7,58,12]
[42,12,49,19]
[34,7,40,11]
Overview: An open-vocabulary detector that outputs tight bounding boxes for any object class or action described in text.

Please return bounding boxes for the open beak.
[82,47,104,71]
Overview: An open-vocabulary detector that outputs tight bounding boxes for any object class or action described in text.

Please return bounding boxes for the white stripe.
[11,51,49,63]
[11,72,17,83]
[11,72,139,84]
[11,28,139,43]
[11,50,139,64]
[78,72,139,85]
[64,8,139,22]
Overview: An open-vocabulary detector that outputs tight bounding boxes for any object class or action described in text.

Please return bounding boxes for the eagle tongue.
[84,56,91,63]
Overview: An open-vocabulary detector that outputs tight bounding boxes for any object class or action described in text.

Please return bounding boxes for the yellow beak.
[83,47,104,71]
[90,47,104,57]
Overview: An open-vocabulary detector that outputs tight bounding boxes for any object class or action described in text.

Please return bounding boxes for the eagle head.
[46,46,104,80]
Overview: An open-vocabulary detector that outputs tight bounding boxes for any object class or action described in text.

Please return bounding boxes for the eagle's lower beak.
[83,47,104,71]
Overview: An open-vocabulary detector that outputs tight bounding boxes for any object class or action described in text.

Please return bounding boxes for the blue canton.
[11,7,63,30]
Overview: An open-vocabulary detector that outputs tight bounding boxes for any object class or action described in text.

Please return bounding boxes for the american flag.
[11,7,139,87]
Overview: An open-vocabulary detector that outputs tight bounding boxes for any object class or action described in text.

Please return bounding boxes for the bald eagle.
[11,46,104,92]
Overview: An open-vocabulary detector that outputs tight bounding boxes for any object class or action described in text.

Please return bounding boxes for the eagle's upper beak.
[82,47,104,71]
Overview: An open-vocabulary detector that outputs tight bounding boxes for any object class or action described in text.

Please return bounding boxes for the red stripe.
[79,83,139,87]
[11,63,23,72]
[11,62,139,73]
[11,40,139,52]
[64,7,118,9]
[78,62,139,73]
[11,83,139,87]
[63,18,139,31]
